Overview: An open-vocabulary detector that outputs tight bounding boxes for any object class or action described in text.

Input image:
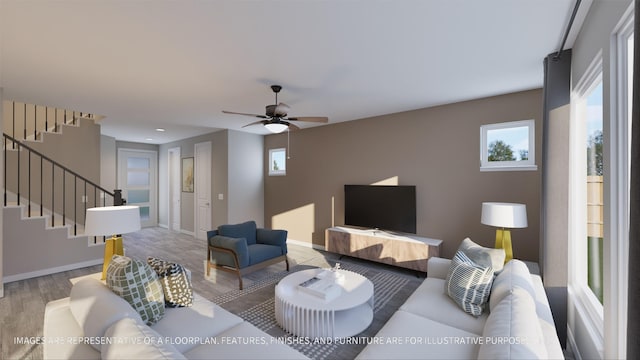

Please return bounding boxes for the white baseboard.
[158,223,169,229]
[287,238,325,251]
[3,258,103,284]
[567,325,582,360]
[181,229,195,237]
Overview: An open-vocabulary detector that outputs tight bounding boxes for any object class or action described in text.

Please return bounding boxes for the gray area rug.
[209,261,422,360]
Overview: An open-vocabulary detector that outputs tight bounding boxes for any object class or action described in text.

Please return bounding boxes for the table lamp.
[481,202,527,263]
[85,205,141,279]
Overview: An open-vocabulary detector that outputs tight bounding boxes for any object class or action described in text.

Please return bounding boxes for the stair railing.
[7,100,99,148]
[3,133,117,242]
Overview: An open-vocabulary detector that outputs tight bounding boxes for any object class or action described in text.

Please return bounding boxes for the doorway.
[194,141,212,240]
[117,148,158,227]
[168,147,181,232]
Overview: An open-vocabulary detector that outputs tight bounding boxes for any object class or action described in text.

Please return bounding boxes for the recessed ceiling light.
[146,138,154,141]
[155,128,166,132]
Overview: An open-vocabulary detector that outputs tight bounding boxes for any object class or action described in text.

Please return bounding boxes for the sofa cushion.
[102,317,186,359]
[355,310,480,359]
[478,287,548,359]
[489,259,536,311]
[106,255,165,325]
[530,275,565,360]
[458,237,506,273]
[399,278,487,335]
[445,251,494,316]
[69,277,142,352]
[248,243,284,265]
[151,293,244,353]
[147,257,194,308]
[218,220,257,245]
[44,298,100,359]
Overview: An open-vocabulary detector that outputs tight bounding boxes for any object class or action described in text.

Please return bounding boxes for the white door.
[118,149,157,228]
[168,147,181,232]
[194,142,212,240]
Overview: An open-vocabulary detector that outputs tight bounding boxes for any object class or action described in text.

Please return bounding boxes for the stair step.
[4,201,93,239]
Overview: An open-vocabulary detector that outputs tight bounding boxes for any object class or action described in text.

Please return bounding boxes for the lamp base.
[494,229,513,264]
[101,236,124,280]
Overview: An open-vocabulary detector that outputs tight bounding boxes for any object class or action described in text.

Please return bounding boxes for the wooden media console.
[325,226,443,272]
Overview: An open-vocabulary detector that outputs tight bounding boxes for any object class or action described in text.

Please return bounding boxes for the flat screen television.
[344,185,417,234]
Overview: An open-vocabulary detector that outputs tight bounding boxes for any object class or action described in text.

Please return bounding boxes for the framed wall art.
[182,157,194,192]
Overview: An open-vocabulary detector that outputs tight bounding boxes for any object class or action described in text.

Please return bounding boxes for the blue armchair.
[206,221,289,290]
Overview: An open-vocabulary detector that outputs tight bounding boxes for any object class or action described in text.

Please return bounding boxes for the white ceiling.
[1,0,588,144]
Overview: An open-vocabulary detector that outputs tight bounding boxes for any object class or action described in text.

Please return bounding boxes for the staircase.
[3,101,116,282]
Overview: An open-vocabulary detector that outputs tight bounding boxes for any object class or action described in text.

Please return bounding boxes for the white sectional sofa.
[43,277,307,359]
[356,257,564,360]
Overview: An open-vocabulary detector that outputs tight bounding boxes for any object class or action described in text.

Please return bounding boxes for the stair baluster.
[3,133,117,239]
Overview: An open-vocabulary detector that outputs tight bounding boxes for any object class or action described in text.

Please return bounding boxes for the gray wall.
[3,206,103,279]
[265,89,543,261]
[228,130,264,226]
[4,115,102,224]
[211,131,229,228]
[0,88,4,297]
[100,135,116,191]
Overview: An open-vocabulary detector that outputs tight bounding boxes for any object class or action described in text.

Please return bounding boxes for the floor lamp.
[85,206,141,280]
[481,202,528,263]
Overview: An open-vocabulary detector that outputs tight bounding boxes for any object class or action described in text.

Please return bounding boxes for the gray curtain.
[627,0,640,358]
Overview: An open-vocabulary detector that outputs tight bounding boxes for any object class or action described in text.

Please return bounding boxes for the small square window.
[480,120,537,171]
[269,148,286,176]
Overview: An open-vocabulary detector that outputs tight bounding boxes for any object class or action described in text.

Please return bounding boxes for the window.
[566,7,633,360]
[269,148,286,176]
[480,120,536,171]
[584,81,604,303]
[570,53,604,348]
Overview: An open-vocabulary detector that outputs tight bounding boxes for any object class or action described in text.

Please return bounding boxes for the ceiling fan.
[222,85,329,133]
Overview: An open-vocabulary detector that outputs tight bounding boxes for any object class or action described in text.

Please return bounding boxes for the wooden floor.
[0,227,419,360]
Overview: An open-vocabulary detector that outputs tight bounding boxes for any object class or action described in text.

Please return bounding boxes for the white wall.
[227,130,264,226]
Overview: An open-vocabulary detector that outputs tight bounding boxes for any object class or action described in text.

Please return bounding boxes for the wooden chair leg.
[237,271,243,290]
[285,257,290,272]
[206,249,211,276]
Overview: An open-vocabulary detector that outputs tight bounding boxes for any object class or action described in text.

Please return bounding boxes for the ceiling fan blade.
[274,102,291,116]
[241,120,267,128]
[223,110,268,119]
[286,116,329,123]
[287,123,301,131]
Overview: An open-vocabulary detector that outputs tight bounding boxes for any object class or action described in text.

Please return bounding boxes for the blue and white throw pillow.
[147,257,193,308]
[445,251,495,316]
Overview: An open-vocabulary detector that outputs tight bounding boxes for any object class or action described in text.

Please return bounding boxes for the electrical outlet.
[218,193,224,200]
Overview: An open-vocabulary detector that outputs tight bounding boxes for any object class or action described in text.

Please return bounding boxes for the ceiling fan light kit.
[222,85,329,133]
[264,122,289,133]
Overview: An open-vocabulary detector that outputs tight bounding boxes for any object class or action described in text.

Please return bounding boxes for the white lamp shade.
[85,206,141,236]
[481,202,528,228]
[264,122,289,133]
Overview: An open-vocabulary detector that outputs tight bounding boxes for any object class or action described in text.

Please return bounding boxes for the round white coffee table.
[275,268,374,338]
